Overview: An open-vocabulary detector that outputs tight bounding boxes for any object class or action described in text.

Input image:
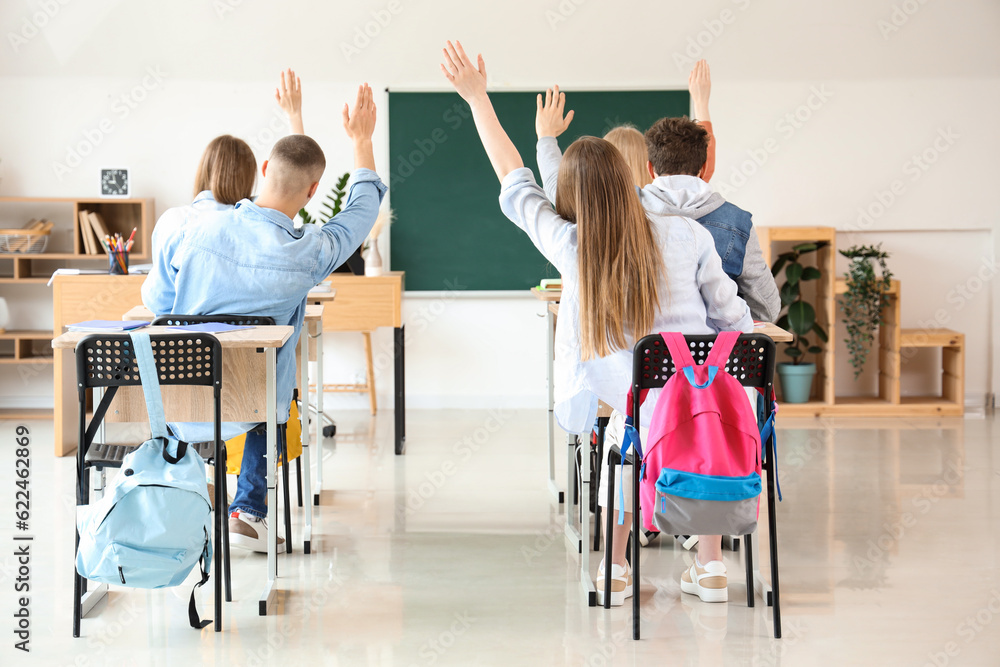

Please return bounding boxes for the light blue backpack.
[75,331,213,629]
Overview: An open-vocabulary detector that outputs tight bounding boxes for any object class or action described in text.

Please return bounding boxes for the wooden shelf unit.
[758,227,964,417]
[0,197,153,420]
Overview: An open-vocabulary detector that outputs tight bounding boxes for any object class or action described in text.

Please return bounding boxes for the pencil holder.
[108,249,129,275]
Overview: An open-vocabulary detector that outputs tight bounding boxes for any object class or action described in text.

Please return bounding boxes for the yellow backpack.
[225,400,303,475]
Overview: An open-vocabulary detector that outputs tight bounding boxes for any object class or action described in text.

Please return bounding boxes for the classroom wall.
[1,0,998,411]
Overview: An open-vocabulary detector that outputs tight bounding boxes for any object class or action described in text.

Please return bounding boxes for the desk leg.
[578,430,596,607]
[314,323,324,506]
[546,308,563,504]
[564,434,582,553]
[299,330,313,555]
[394,325,406,455]
[260,347,278,616]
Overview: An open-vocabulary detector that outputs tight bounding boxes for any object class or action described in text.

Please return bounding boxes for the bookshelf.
[0,197,153,420]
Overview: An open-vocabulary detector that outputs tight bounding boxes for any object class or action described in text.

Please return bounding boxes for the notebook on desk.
[66,320,150,332]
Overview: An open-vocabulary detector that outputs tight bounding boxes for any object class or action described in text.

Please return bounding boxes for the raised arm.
[342,83,377,171]
[276,68,304,134]
[440,41,523,181]
[689,59,716,182]
[535,86,574,203]
[312,83,385,281]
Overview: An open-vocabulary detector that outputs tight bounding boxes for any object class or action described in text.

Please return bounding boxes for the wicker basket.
[0,228,50,253]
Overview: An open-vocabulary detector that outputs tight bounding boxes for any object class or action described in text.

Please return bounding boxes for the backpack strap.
[187,538,212,630]
[706,330,741,368]
[661,332,697,369]
[130,332,187,464]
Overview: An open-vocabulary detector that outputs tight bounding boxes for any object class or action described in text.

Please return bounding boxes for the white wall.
[1,0,998,409]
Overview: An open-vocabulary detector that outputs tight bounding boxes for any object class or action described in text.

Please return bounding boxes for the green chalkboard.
[388,90,690,291]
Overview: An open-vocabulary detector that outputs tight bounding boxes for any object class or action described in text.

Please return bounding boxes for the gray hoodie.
[536,136,780,322]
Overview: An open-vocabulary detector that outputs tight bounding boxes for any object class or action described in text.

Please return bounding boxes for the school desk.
[314,271,406,455]
[52,324,293,616]
[121,303,326,552]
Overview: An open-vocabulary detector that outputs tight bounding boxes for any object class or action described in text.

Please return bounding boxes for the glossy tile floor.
[1,409,997,665]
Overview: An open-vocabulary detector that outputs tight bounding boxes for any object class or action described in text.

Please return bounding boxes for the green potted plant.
[840,244,892,379]
[771,242,830,403]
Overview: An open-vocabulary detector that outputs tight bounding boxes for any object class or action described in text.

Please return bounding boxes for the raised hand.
[688,59,711,122]
[440,40,488,103]
[535,85,575,139]
[276,68,304,134]
[342,83,376,142]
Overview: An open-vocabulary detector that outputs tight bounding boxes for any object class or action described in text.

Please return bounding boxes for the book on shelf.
[78,210,95,254]
[87,211,111,248]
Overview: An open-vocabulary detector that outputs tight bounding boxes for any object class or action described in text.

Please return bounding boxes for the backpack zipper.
[118,566,126,585]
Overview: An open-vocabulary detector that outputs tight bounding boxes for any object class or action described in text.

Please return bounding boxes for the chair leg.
[73,537,83,638]
[221,450,232,603]
[280,426,292,554]
[296,457,303,508]
[594,418,607,552]
[631,453,641,640]
[604,452,616,610]
[363,331,377,416]
[744,532,754,608]
[765,444,782,638]
[214,454,223,632]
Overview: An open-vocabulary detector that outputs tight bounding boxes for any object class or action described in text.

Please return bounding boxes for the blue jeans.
[228,423,285,519]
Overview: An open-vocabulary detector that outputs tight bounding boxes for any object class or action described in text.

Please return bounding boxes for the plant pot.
[776,362,816,404]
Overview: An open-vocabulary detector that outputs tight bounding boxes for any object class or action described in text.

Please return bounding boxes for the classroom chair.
[73,332,226,636]
[151,314,299,564]
[604,333,781,640]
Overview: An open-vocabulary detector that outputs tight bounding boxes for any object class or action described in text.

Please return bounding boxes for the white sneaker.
[596,559,633,607]
[228,510,284,553]
[680,559,728,603]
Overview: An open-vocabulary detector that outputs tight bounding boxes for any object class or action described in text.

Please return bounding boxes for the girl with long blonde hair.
[440,41,752,607]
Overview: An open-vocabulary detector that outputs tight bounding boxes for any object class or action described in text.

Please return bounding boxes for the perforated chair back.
[76,333,223,467]
[632,333,775,397]
[151,314,276,327]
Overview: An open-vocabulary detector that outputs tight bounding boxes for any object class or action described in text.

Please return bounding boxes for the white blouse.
[499,168,753,433]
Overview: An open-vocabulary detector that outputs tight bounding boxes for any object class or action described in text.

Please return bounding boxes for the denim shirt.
[696,202,752,280]
[142,169,387,425]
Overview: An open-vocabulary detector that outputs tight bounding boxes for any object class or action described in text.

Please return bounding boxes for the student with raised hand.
[689,59,716,181]
[440,40,752,606]
[143,83,386,552]
[145,69,308,316]
[535,80,779,322]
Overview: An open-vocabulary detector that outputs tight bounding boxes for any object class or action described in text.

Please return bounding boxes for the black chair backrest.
[77,333,222,391]
[151,314,276,327]
[633,333,776,393]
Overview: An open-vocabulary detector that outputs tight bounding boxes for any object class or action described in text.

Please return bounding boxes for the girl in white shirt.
[440,41,753,606]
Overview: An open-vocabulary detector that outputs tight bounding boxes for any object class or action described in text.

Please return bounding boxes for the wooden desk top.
[52,325,294,350]
[545,302,793,343]
[306,288,338,303]
[531,287,561,302]
[121,304,323,322]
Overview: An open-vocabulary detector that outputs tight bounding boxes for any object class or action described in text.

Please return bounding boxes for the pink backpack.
[621,331,767,536]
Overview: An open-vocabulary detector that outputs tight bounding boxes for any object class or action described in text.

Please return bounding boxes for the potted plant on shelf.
[840,244,893,379]
[771,242,830,403]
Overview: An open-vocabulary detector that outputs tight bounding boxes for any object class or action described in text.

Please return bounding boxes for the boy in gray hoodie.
[536,115,780,322]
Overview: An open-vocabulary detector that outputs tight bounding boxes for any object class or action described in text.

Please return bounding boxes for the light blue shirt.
[142,169,387,425]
